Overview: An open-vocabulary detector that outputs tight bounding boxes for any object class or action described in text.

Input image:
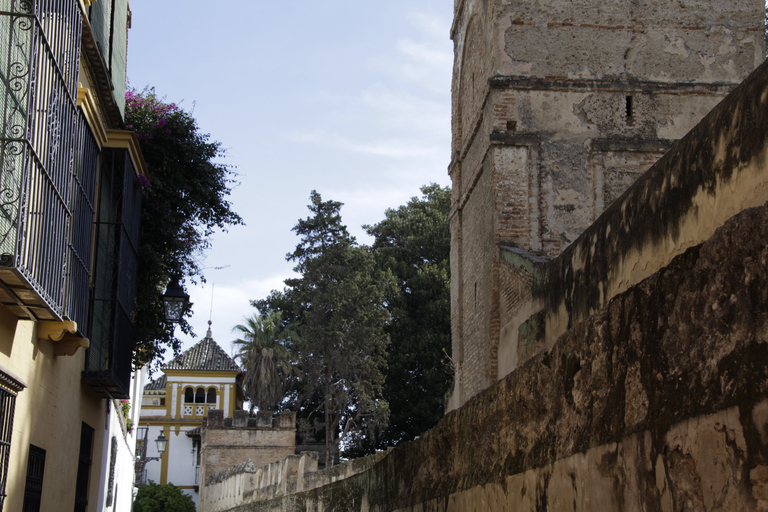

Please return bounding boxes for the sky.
[126,1,455,359]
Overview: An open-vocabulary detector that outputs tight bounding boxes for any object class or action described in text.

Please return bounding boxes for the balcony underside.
[82,370,129,399]
[0,267,62,322]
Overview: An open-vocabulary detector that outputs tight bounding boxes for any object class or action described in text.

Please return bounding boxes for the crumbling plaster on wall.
[527,61,768,363]
[497,0,763,82]
[448,0,765,409]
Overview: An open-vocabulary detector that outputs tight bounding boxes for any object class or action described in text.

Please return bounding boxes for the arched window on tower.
[207,388,216,405]
[184,387,193,403]
[195,388,205,404]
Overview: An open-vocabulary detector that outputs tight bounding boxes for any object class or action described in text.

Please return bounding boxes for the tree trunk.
[324,392,333,467]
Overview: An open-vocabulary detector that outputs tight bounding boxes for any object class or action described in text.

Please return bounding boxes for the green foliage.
[253,186,451,458]
[132,482,195,512]
[255,191,393,464]
[233,311,299,411]
[356,183,453,453]
[125,88,242,367]
[120,399,133,434]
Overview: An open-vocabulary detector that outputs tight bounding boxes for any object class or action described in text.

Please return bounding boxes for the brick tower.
[448,0,765,409]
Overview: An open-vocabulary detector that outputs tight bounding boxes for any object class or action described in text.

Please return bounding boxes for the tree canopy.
[254,191,393,465]
[361,183,452,451]
[132,482,196,512]
[126,88,242,366]
[233,310,298,412]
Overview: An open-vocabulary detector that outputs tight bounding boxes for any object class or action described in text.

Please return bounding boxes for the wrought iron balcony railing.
[0,0,90,325]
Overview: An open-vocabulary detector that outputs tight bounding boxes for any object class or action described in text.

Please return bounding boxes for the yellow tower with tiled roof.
[138,322,242,507]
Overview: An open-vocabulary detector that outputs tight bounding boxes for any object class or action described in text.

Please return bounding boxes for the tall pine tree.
[260,191,393,465]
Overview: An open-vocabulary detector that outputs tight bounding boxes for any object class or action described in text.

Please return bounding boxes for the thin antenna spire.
[206,284,215,339]
[208,283,215,322]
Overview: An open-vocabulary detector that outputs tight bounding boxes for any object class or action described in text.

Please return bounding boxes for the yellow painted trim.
[176,384,183,418]
[104,130,148,177]
[175,486,198,490]
[164,369,240,378]
[37,321,90,357]
[160,426,168,485]
[37,320,77,341]
[165,380,173,417]
[138,419,205,428]
[77,84,109,147]
[229,384,236,415]
[141,405,166,409]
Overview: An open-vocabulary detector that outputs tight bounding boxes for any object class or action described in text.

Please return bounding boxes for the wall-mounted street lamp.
[143,425,168,462]
[162,277,190,324]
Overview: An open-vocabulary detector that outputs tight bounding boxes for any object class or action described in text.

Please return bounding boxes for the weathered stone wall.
[498,57,768,381]
[213,49,768,512]
[200,410,296,508]
[225,195,768,511]
[449,0,766,409]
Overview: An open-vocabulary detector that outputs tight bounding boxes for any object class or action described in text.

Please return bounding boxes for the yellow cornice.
[164,369,241,379]
[77,84,108,147]
[104,129,148,177]
[138,418,205,428]
[37,320,90,357]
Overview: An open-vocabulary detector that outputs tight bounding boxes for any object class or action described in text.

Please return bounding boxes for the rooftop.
[144,322,240,391]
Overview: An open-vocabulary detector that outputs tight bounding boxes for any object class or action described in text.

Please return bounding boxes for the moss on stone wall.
[231,199,768,510]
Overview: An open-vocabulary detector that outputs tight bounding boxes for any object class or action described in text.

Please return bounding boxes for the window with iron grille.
[22,445,45,512]
[0,0,84,320]
[74,422,94,512]
[83,148,141,399]
[0,390,15,512]
[105,436,117,507]
[65,109,100,336]
[0,367,24,512]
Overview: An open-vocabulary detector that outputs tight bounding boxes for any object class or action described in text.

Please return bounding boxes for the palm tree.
[232,311,297,412]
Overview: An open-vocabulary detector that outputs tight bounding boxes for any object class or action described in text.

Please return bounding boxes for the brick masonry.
[447,0,766,410]
[200,410,296,507]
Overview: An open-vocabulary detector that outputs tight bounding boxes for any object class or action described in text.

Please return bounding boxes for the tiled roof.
[144,374,166,391]
[163,322,241,372]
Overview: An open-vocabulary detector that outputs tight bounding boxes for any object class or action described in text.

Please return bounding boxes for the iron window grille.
[0,367,24,512]
[82,147,141,399]
[21,444,45,512]
[133,425,148,486]
[64,108,98,336]
[105,436,116,507]
[0,0,87,322]
[74,422,93,512]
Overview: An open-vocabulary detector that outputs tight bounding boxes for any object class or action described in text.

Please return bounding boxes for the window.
[83,148,142,399]
[206,388,216,404]
[105,437,117,507]
[0,368,24,512]
[22,445,45,512]
[184,387,193,403]
[194,388,205,404]
[74,423,94,512]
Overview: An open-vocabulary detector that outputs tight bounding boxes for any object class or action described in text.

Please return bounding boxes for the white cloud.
[175,273,297,358]
[290,130,442,159]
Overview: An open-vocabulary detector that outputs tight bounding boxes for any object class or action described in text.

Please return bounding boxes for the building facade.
[139,324,243,508]
[447,0,766,409]
[0,0,148,511]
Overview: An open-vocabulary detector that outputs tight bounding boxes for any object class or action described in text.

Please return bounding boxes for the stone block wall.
[200,410,296,508]
[212,53,768,512]
[223,193,768,512]
[448,0,766,409]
